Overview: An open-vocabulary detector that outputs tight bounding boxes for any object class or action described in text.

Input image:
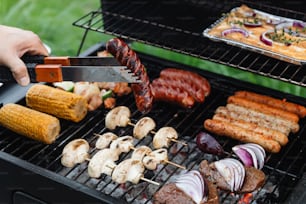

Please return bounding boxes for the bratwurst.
[106,38,153,113]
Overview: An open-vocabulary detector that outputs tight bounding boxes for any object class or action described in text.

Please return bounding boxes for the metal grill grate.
[73,0,306,87]
[0,49,305,203]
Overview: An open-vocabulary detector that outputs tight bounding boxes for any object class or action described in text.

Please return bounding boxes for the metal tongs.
[0,55,140,83]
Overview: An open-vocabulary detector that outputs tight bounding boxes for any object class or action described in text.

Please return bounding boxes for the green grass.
[0,0,104,55]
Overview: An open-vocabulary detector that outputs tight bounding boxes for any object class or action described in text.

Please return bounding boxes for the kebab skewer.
[104,106,187,148]
[93,134,186,169]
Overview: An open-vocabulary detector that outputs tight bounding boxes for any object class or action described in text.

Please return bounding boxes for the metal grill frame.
[73,0,306,87]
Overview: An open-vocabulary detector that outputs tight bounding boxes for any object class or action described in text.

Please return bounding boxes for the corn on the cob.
[26,84,88,122]
[0,103,60,144]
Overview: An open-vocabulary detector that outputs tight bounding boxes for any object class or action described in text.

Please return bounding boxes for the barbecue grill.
[0,0,305,203]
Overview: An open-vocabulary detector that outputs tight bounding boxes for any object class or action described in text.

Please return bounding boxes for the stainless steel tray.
[203,6,306,66]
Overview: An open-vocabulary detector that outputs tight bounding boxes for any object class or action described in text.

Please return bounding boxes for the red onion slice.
[233,143,266,170]
[215,158,245,192]
[222,28,249,37]
[276,21,306,30]
[175,170,208,203]
[293,21,306,29]
[232,146,253,167]
[260,31,273,46]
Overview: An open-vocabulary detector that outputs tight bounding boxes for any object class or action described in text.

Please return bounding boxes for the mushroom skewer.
[143,148,186,170]
[132,117,187,147]
[105,106,187,148]
[109,135,135,154]
[61,139,90,168]
[132,117,157,139]
[94,132,118,149]
[87,148,120,178]
[131,145,153,161]
[152,127,187,149]
[112,158,159,185]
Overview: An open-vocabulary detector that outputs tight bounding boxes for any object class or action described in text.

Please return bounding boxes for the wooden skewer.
[169,138,188,146]
[163,160,186,169]
[129,121,187,146]
[106,164,159,186]
[140,177,160,186]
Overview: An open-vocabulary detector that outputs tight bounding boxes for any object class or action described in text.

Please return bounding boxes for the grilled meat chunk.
[199,160,265,193]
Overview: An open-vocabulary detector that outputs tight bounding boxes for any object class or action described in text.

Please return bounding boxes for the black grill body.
[1,1,306,203]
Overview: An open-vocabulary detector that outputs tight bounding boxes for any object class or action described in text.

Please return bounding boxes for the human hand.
[0,25,49,86]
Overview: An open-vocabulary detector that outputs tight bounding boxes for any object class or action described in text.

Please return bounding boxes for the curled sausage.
[150,78,195,108]
[106,38,153,113]
[160,68,211,98]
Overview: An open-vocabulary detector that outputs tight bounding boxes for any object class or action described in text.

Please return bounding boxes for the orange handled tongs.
[0,55,140,83]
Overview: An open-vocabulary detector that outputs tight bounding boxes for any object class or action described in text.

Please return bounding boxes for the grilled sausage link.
[106,38,153,113]
[226,103,299,133]
[234,91,306,118]
[227,95,299,123]
[215,106,291,135]
[212,113,288,146]
[204,119,281,153]
[150,78,195,108]
[160,68,211,99]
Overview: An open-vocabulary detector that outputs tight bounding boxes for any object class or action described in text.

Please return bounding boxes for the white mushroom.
[112,158,145,184]
[95,132,118,149]
[131,145,152,161]
[143,148,185,170]
[143,155,159,170]
[61,139,90,168]
[110,135,134,154]
[133,117,156,139]
[105,106,131,130]
[152,127,178,149]
[88,148,120,178]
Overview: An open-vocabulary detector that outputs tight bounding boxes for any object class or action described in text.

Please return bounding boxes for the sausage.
[204,119,281,153]
[212,113,288,146]
[227,95,299,123]
[215,106,291,135]
[234,91,306,118]
[150,78,195,108]
[160,68,211,98]
[152,77,205,103]
[226,103,299,133]
[106,38,153,113]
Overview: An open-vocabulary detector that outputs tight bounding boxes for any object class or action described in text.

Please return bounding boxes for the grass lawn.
[0,0,105,55]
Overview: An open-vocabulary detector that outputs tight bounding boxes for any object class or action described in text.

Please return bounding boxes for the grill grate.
[0,50,305,203]
[73,0,306,87]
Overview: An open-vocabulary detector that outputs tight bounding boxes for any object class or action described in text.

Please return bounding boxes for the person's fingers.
[24,32,49,56]
[6,56,30,86]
